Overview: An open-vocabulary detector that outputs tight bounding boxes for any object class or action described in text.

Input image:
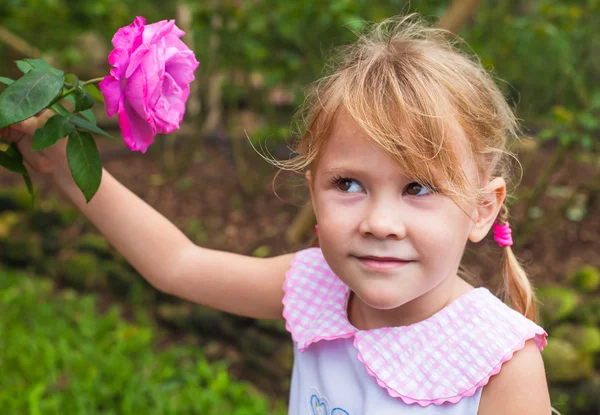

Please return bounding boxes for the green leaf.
[69,115,113,139]
[580,134,593,149]
[3,143,35,200]
[23,59,64,77]
[74,87,94,112]
[577,112,599,131]
[66,130,102,202]
[16,60,33,74]
[80,109,96,124]
[559,132,574,145]
[0,77,14,86]
[0,69,65,129]
[64,92,76,103]
[51,102,71,118]
[65,74,79,87]
[0,146,27,173]
[32,114,74,151]
[21,170,34,200]
[85,84,104,103]
[538,128,555,141]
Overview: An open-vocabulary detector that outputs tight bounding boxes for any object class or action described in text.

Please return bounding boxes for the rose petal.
[125,44,151,78]
[98,76,122,118]
[125,45,163,125]
[165,50,199,87]
[163,35,191,59]
[110,16,198,152]
[107,48,130,80]
[118,98,156,153]
[152,74,188,134]
[142,19,176,45]
[153,84,181,131]
[112,16,145,51]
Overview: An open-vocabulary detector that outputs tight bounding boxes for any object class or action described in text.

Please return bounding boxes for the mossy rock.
[572,297,600,326]
[552,323,600,354]
[543,339,594,383]
[570,265,600,293]
[537,285,580,326]
[61,252,106,290]
[0,212,23,240]
[77,234,113,259]
[1,233,43,266]
[0,187,33,212]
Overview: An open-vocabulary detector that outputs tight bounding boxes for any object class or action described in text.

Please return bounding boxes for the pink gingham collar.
[282,248,547,407]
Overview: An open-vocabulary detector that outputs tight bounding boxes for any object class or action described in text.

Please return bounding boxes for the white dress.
[282,248,547,415]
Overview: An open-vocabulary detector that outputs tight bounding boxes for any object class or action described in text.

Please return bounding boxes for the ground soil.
[1,130,598,400]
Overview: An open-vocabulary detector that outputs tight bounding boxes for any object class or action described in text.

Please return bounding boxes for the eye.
[405,182,431,196]
[334,177,364,193]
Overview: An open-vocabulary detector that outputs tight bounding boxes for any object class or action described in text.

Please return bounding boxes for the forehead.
[317,117,396,176]
[316,113,480,185]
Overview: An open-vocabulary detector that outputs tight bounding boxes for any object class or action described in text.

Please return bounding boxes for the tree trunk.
[287,203,316,245]
[436,0,483,34]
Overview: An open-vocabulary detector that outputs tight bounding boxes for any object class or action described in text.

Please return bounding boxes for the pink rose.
[99,16,199,153]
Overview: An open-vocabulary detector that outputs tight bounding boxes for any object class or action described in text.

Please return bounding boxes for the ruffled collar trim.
[282,248,547,407]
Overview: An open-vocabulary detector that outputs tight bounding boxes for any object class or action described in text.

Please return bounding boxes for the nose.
[358,197,407,240]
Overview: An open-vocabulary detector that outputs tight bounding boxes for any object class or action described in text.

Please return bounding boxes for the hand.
[0,110,69,177]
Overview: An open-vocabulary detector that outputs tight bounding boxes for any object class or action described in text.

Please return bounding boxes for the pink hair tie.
[493,221,513,247]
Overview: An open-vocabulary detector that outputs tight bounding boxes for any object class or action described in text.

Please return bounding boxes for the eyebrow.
[321,166,371,177]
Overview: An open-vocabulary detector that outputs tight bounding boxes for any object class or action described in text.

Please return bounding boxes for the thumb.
[11,116,45,136]
[0,111,51,142]
[0,124,25,143]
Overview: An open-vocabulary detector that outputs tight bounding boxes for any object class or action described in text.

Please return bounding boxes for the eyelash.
[330,175,436,196]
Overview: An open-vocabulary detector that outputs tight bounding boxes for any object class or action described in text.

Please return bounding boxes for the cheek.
[315,193,362,228]
[410,205,473,261]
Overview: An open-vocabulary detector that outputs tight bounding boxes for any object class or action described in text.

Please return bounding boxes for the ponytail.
[497,204,537,321]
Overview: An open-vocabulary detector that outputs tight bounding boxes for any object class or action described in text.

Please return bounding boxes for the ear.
[468,177,506,243]
[305,170,317,217]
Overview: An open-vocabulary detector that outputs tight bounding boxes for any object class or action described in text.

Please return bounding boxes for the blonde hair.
[278,14,536,321]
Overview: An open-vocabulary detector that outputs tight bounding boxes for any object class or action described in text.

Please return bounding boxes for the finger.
[10,117,42,136]
[0,127,20,143]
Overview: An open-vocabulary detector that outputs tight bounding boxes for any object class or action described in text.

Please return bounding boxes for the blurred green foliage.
[1,0,598,149]
[0,269,285,414]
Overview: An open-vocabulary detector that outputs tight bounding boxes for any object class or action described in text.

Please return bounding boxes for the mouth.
[353,255,414,270]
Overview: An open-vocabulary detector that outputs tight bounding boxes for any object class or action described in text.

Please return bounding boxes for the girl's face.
[308,115,505,328]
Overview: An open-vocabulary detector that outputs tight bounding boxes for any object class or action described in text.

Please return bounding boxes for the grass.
[0,268,285,415]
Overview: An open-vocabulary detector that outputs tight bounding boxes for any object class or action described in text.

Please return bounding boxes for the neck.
[348,274,472,330]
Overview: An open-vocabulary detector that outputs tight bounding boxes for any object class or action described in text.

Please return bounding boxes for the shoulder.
[478,339,551,415]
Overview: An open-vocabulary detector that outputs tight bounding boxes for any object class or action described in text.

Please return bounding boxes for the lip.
[353,255,414,270]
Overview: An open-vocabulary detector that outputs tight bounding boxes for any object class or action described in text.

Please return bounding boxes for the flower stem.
[47,77,106,109]
[82,77,106,86]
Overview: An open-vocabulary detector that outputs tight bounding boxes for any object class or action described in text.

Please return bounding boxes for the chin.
[354,282,414,310]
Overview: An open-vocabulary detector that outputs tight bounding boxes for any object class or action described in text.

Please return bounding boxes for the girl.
[1,15,550,415]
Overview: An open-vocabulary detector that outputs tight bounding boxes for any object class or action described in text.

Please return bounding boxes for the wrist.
[50,164,76,189]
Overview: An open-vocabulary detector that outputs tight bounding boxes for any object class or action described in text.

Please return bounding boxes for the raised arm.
[1,116,293,320]
[55,168,293,319]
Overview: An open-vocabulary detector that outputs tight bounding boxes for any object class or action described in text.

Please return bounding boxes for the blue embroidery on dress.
[310,394,349,415]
